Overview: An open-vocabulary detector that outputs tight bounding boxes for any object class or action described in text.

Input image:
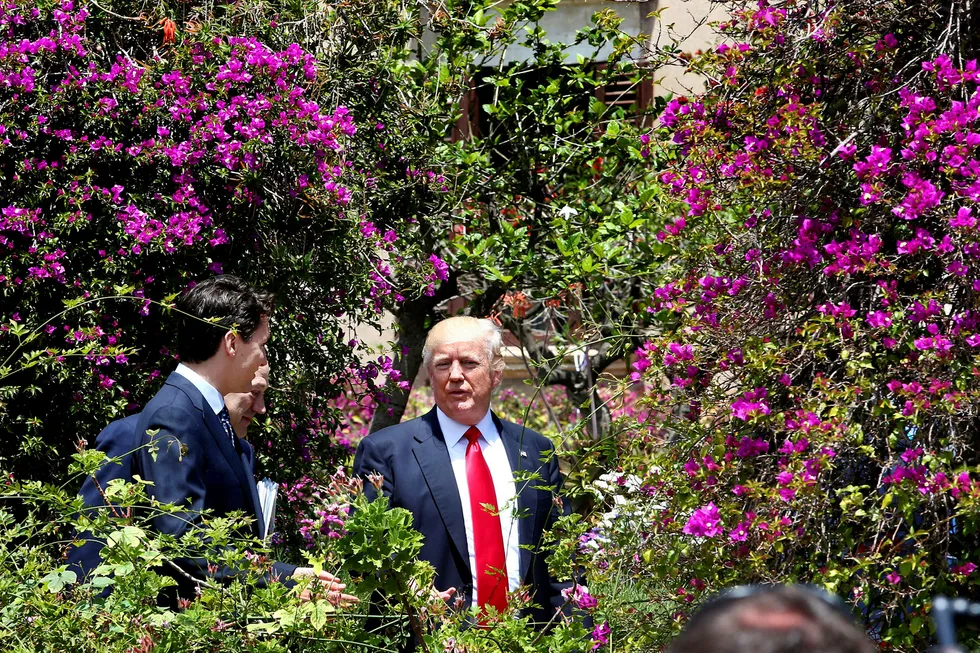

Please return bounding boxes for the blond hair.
[422,316,504,373]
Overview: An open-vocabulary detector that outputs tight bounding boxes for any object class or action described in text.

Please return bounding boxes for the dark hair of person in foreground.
[666,585,876,653]
[175,274,275,363]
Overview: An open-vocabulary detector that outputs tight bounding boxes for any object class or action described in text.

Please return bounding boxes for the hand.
[408,576,456,604]
[435,586,456,602]
[293,567,360,606]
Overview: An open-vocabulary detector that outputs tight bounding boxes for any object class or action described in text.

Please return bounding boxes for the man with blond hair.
[353,316,574,627]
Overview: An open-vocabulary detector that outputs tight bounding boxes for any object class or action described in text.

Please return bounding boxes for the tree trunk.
[368,296,432,433]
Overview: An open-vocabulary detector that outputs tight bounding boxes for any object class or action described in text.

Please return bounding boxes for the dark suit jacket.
[67,414,142,580]
[352,408,573,626]
[131,371,295,595]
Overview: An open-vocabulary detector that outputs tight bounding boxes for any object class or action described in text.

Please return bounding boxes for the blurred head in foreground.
[666,585,875,653]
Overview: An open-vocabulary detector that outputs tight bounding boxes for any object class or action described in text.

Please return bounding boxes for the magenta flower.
[427,254,449,281]
[866,311,892,328]
[562,585,598,610]
[728,521,751,542]
[683,458,700,477]
[914,336,935,350]
[950,207,976,229]
[731,391,771,420]
[591,622,610,650]
[885,572,901,585]
[952,562,976,576]
[900,447,924,463]
[735,437,769,457]
[682,502,723,538]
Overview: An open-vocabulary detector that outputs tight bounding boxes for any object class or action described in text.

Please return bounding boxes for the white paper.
[257,477,278,540]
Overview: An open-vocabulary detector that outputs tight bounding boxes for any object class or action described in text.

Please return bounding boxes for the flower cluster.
[580,1,980,649]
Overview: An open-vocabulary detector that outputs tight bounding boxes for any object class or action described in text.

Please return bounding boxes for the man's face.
[228,316,269,393]
[428,338,502,425]
[225,365,269,439]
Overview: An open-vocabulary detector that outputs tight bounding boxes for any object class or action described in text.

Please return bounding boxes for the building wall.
[646,0,728,97]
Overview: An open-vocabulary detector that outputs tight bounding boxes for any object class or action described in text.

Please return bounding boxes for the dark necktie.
[218,407,236,446]
[463,425,508,615]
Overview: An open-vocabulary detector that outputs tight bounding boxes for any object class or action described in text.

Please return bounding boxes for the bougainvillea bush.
[573,0,980,650]
[0,0,598,648]
[0,0,408,489]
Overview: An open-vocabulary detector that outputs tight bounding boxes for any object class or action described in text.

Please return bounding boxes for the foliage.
[1,456,433,651]
[571,0,980,650]
[0,0,423,523]
[0,450,591,652]
[365,0,673,435]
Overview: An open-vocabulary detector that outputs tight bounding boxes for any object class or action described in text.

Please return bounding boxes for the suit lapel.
[166,374,260,532]
[201,405,254,494]
[495,414,534,583]
[413,409,469,575]
[240,441,265,538]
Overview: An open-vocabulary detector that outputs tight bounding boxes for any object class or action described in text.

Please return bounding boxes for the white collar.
[436,406,498,449]
[174,363,225,415]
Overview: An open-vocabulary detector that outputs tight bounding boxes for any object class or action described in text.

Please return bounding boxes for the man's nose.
[254,397,266,415]
[448,360,464,379]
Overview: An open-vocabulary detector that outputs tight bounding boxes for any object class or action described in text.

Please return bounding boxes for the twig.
[89,0,143,21]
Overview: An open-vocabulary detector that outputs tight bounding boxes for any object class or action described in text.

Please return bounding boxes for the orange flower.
[162,18,176,45]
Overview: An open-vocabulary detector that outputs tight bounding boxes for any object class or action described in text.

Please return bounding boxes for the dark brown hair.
[666,585,876,653]
[175,275,274,363]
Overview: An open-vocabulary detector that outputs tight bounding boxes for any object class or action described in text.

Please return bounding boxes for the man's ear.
[222,330,237,357]
[491,365,503,389]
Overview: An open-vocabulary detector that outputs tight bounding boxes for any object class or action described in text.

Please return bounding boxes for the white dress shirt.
[437,407,521,606]
[174,363,225,416]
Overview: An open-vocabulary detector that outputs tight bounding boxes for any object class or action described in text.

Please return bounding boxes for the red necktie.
[464,425,508,615]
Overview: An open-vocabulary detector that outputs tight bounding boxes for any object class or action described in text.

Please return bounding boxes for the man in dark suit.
[70,275,347,600]
[353,316,574,627]
[67,413,142,580]
[67,365,272,581]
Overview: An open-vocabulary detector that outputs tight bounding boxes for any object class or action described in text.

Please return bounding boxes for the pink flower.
[731,395,770,421]
[885,572,901,585]
[735,437,769,457]
[684,459,700,477]
[950,207,977,229]
[682,503,723,538]
[952,562,976,576]
[562,585,598,610]
[728,521,751,542]
[591,622,610,650]
[866,311,892,328]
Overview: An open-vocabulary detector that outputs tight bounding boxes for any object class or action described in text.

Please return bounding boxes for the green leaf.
[274,607,297,629]
[90,576,115,589]
[247,621,281,634]
[107,526,147,548]
[40,570,76,593]
[309,599,334,630]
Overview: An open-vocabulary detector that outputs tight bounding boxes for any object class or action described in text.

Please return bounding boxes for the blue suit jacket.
[67,414,142,580]
[121,371,296,593]
[352,408,573,626]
